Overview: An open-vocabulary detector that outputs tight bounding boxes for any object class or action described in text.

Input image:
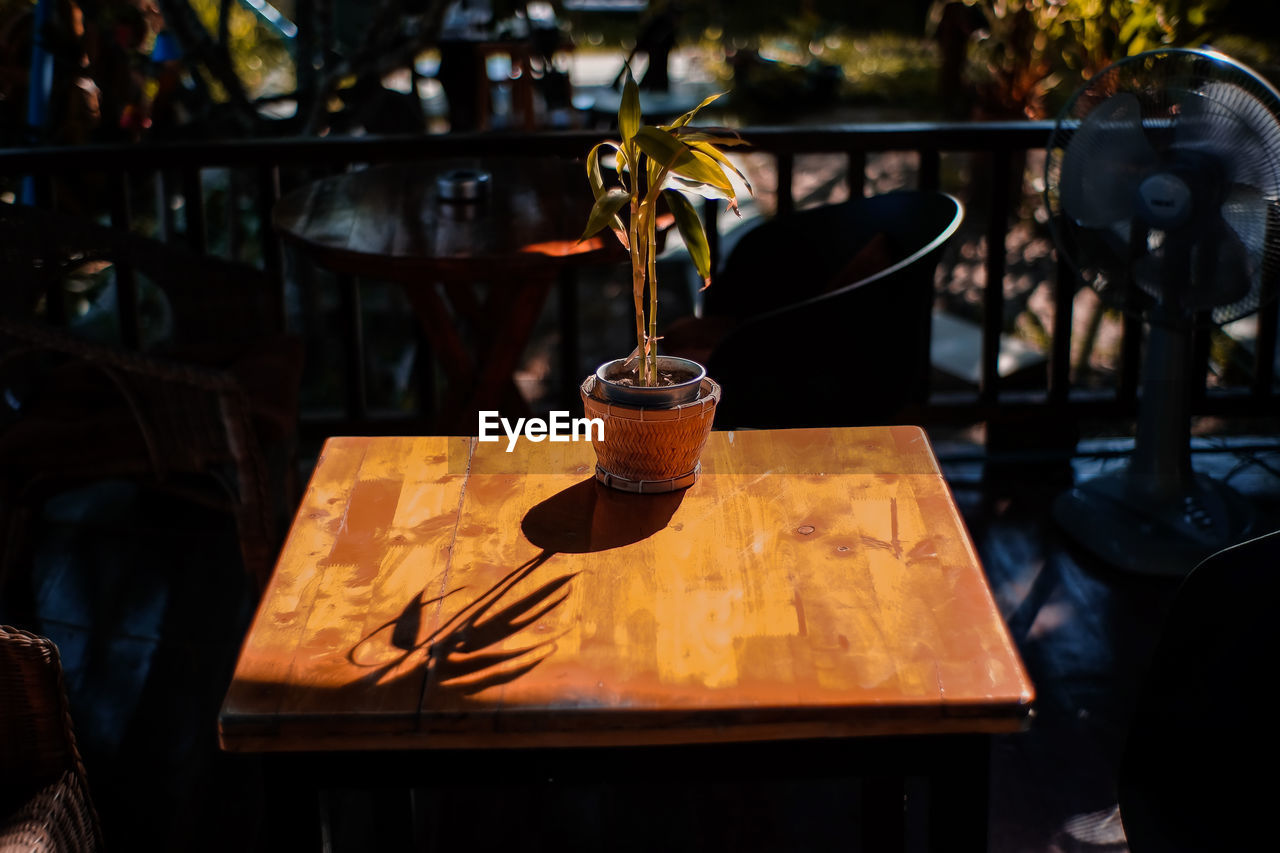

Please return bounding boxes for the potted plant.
[579,71,751,493]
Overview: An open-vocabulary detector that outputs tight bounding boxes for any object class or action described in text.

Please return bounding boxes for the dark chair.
[671,191,962,429]
[0,624,103,852]
[0,204,302,593]
[1116,528,1280,852]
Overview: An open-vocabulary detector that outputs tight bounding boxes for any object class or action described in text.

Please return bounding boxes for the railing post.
[109,172,140,349]
[703,198,720,290]
[338,274,367,423]
[227,167,242,262]
[919,149,940,192]
[846,151,866,198]
[1049,254,1075,406]
[256,163,287,333]
[182,167,207,255]
[776,153,794,216]
[557,268,580,411]
[980,149,1012,405]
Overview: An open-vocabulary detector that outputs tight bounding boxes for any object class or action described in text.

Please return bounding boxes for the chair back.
[705,191,963,429]
[0,624,103,852]
[0,203,282,345]
[1117,528,1280,852]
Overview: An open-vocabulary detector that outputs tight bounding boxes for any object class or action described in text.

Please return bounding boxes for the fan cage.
[1045,47,1280,327]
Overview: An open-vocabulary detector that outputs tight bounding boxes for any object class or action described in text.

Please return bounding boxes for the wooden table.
[220,427,1032,848]
[273,158,617,432]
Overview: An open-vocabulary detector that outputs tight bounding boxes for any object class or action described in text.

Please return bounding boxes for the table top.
[272,158,618,281]
[219,427,1033,752]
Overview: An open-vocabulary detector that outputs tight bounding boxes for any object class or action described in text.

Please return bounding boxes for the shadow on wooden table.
[521,477,685,554]
[345,477,684,701]
[348,553,573,698]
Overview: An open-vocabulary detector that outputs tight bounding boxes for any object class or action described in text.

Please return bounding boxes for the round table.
[273,158,621,432]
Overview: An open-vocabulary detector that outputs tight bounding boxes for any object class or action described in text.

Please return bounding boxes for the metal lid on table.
[436,169,492,203]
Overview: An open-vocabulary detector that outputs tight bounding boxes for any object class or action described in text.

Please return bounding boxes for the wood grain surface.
[220,427,1033,752]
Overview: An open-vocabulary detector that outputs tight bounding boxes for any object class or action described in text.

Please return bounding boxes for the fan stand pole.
[1053,308,1257,575]
[1128,309,1193,501]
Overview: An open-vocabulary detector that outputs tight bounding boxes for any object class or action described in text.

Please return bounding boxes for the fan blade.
[1061,92,1158,228]
[1175,82,1280,192]
[1188,215,1254,313]
[1221,184,1270,261]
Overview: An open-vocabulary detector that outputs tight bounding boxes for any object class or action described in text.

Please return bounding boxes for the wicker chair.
[0,624,104,852]
[0,204,302,593]
[0,319,281,589]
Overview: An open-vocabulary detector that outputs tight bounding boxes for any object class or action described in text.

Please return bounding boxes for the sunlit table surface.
[220,426,1032,752]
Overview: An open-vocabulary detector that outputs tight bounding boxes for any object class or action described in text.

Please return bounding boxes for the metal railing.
[4,121,1278,439]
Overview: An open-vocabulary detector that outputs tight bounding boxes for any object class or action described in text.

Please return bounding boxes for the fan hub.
[1136,172,1192,228]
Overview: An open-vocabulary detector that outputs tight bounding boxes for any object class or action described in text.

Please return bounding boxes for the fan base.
[1053,469,1257,576]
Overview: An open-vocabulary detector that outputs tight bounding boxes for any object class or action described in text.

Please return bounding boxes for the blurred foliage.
[722,29,940,120]
[949,0,1248,118]
[561,0,932,49]
[817,31,939,105]
[189,0,293,99]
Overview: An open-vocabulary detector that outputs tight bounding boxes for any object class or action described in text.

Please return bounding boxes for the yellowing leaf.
[671,127,748,147]
[688,142,751,196]
[634,127,731,190]
[667,92,725,128]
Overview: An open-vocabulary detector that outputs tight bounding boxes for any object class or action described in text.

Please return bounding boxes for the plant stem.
[646,199,658,385]
[629,195,646,380]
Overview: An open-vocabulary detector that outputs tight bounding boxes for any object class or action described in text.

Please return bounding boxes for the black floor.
[4,435,1279,852]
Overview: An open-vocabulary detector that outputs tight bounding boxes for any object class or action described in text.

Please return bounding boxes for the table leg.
[402,274,555,433]
[262,755,323,852]
[337,274,367,422]
[926,734,990,853]
[468,275,553,416]
[861,774,907,852]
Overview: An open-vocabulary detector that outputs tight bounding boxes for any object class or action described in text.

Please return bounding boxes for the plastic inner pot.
[593,356,706,408]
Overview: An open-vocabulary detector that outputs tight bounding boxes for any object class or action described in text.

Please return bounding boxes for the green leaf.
[586,143,608,201]
[667,92,725,128]
[634,126,731,190]
[619,70,640,143]
[663,190,711,286]
[580,189,629,241]
[587,142,626,200]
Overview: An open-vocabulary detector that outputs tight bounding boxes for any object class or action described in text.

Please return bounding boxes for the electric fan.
[1045,48,1280,575]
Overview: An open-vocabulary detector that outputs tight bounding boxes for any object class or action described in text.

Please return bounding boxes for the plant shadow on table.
[347,478,684,700]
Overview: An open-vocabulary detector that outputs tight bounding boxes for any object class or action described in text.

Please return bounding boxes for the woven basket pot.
[580,373,721,493]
